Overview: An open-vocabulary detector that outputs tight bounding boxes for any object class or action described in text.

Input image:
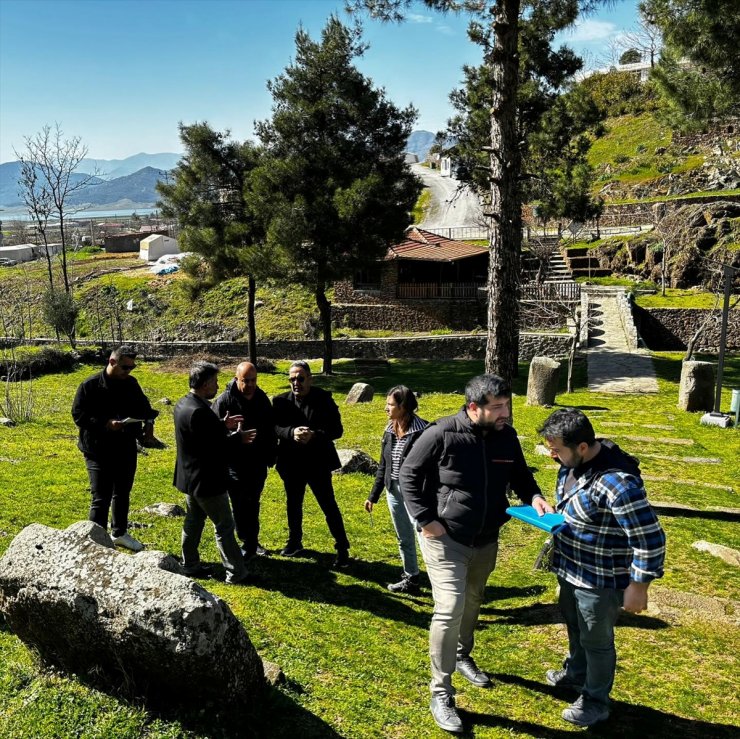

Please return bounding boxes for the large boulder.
[526,356,561,406]
[678,360,715,411]
[0,522,264,706]
[345,382,374,404]
[335,449,379,475]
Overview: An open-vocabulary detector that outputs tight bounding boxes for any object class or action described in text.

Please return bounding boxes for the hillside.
[588,112,740,203]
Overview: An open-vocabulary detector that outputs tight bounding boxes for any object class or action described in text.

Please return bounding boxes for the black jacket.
[368,416,429,503]
[399,407,542,546]
[273,386,342,474]
[71,370,158,459]
[212,380,277,471]
[173,392,230,498]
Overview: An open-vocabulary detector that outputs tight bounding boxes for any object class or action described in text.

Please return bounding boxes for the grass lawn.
[0,355,738,738]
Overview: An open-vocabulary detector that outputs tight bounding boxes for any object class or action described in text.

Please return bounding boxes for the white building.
[139,234,179,261]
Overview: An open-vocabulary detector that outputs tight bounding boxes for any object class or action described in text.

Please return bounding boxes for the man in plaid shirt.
[538,408,665,727]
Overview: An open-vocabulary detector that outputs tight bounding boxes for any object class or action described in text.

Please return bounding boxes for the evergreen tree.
[157,123,265,362]
[643,0,740,129]
[355,0,605,380]
[253,17,421,374]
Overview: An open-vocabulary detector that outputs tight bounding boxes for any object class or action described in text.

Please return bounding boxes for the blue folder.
[506,505,567,534]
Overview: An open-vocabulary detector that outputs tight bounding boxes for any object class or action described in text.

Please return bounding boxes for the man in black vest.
[173,361,248,583]
[273,360,350,568]
[72,346,158,552]
[400,374,552,734]
[212,361,277,559]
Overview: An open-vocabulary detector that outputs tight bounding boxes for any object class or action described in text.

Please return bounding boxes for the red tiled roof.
[385,227,487,262]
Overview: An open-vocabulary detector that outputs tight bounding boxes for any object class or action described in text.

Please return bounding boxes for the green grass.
[635,288,739,310]
[412,190,432,224]
[588,113,673,184]
[609,189,740,205]
[0,355,739,737]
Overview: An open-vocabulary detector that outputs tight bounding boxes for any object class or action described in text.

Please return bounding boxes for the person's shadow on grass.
[465,673,740,739]
[201,550,432,629]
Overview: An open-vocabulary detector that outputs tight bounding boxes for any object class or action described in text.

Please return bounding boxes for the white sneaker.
[113,532,144,552]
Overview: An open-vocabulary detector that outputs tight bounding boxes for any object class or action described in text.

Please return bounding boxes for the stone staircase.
[563,244,611,278]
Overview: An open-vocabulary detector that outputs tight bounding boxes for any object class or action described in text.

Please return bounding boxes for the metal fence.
[397,282,484,298]
[422,226,489,241]
[520,281,581,303]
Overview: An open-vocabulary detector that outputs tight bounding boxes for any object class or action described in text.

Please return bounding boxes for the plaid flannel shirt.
[552,463,666,590]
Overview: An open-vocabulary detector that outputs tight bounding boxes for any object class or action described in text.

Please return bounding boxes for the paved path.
[411,164,483,228]
[586,290,659,394]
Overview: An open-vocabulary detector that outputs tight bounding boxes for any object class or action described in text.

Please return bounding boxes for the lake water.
[2,207,161,222]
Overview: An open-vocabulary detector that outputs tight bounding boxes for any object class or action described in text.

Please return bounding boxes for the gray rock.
[345,382,374,404]
[261,657,285,686]
[158,397,172,405]
[525,356,561,406]
[136,550,185,574]
[678,361,714,412]
[692,540,740,567]
[335,449,379,475]
[0,522,264,706]
[143,502,186,518]
[0,417,15,427]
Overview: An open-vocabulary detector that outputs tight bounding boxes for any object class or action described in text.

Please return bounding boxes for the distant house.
[105,230,168,253]
[333,227,488,331]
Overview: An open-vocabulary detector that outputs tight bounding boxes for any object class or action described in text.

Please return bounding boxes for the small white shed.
[139,234,179,261]
[0,244,36,263]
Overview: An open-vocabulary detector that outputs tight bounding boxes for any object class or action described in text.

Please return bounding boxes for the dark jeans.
[281,467,349,551]
[227,466,268,554]
[181,493,247,583]
[85,448,137,538]
[558,577,623,706]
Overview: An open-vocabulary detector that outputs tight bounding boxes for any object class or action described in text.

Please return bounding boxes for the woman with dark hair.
[365,385,429,593]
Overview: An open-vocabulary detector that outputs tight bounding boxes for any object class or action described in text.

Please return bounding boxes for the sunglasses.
[289,376,306,384]
[119,363,136,372]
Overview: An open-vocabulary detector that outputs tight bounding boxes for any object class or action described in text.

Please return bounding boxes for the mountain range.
[0,133,436,210]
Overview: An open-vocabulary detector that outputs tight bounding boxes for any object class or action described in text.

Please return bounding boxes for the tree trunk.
[59,214,70,294]
[316,283,333,375]
[485,0,522,383]
[247,276,257,365]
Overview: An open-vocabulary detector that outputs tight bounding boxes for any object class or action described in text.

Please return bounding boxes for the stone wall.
[333,301,487,332]
[634,307,740,351]
[2,333,573,362]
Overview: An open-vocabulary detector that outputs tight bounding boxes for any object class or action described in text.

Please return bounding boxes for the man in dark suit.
[173,361,248,583]
[273,360,350,568]
[71,345,158,552]
[212,361,277,559]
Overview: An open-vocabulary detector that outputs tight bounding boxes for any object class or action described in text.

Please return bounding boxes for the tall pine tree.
[253,17,421,374]
[354,0,605,381]
[157,123,265,362]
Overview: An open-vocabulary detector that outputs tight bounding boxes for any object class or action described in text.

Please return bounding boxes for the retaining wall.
[634,307,740,351]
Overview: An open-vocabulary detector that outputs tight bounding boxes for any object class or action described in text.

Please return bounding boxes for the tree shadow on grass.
[478,601,670,630]
[651,505,740,523]
[481,673,739,738]
[216,552,432,629]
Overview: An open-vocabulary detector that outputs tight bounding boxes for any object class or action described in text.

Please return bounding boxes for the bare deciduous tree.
[15,124,98,295]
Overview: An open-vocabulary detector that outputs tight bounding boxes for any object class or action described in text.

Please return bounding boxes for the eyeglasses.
[119,364,136,372]
[289,376,306,384]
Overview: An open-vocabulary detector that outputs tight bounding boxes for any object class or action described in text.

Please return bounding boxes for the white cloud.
[565,19,618,42]
[407,13,433,24]
[435,23,455,36]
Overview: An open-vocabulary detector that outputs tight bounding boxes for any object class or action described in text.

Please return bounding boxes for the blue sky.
[0,0,641,163]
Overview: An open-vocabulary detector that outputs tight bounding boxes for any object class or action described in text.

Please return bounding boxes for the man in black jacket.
[400,374,552,734]
[174,361,248,583]
[71,346,158,552]
[212,361,277,559]
[273,360,350,568]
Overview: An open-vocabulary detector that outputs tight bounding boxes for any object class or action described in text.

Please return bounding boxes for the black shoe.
[182,563,213,579]
[242,543,270,560]
[280,542,304,557]
[456,655,493,688]
[387,573,420,594]
[333,549,350,569]
[430,693,464,733]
